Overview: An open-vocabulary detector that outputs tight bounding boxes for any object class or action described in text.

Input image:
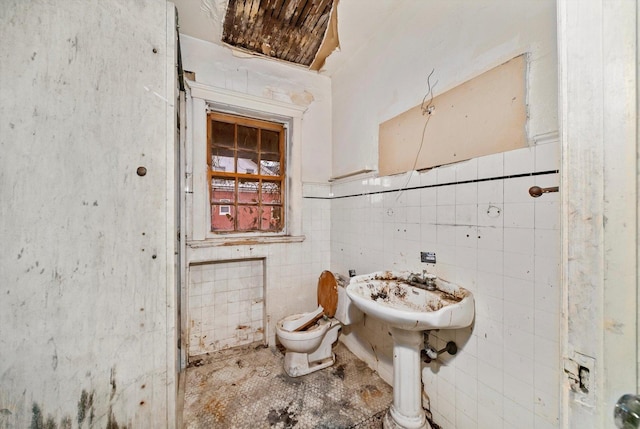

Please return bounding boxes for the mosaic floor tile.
[183,342,393,429]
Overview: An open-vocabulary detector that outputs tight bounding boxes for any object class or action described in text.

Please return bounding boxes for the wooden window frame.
[207,111,286,233]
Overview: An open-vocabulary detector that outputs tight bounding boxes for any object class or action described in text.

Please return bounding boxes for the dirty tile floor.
[183,342,393,428]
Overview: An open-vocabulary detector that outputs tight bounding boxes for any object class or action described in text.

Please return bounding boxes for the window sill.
[186,235,306,248]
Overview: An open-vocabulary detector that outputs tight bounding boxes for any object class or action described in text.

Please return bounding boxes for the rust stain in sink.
[364,277,466,312]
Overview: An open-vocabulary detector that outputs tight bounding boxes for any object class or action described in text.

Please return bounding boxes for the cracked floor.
[182,342,393,428]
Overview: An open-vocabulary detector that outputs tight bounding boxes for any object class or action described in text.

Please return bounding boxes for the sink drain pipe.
[422,332,458,363]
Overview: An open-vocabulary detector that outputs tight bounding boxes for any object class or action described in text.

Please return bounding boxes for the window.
[207,111,285,233]
[187,81,305,242]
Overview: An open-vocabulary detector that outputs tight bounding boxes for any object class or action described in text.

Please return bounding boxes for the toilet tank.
[334,282,364,325]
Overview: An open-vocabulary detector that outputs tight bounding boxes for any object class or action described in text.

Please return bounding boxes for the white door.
[558,0,638,427]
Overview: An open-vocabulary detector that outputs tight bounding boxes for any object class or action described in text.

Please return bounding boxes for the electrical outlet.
[421,252,436,263]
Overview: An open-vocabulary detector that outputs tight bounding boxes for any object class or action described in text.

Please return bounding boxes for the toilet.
[276,271,363,377]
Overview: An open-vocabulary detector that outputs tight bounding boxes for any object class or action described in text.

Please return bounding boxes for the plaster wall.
[330,0,557,178]
[179,37,333,350]
[0,1,177,427]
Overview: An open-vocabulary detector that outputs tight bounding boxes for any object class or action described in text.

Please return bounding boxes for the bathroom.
[180,0,559,427]
[0,0,636,428]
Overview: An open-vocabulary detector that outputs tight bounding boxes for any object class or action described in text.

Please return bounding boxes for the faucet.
[409,270,437,291]
[424,271,437,290]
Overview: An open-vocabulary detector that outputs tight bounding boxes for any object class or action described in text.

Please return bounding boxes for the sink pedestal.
[383,327,429,429]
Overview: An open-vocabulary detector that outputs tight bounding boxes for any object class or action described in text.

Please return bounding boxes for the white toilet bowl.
[275,271,362,377]
[277,314,332,352]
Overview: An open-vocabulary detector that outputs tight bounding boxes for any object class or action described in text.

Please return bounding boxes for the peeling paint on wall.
[288,90,315,107]
[261,86,315,107]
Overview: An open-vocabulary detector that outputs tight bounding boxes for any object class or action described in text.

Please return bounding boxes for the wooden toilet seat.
[317,270,338,318]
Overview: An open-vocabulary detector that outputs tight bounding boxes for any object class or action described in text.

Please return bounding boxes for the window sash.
[207,112,285,233]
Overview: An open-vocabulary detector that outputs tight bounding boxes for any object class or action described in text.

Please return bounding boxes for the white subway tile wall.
[188,259,264,356]
[331,141,560,429]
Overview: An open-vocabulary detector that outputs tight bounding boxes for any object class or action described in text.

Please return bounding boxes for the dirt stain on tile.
[331,364,346,380]
[360,385,383,405]
[203,397,226,423]
[267,402,298,428]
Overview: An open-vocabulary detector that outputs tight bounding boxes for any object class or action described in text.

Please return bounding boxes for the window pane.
[211,177,235,203]
[211,120,235,172]
[238,178,259,203]
[260,129,280,176]
[261,180,282,204]
[237,125,258,151]
[262,129,279,154]
[211,147,234,172]
[211,204,235,231]
[237,206,260,231]
[261,206,283,231]
[211,121,235,148]
[237,150,259,175]
[259,159,280,176]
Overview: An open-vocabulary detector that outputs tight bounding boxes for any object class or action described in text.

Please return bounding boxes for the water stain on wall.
[77,389,95,426]
[30,402,72,429]
[109,368,116,400]
[59,416,72,429]
[21,378,132,429]
[48,338,58,371]
[106,406,126,429]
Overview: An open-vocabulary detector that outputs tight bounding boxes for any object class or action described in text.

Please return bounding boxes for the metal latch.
[563,353,595,407]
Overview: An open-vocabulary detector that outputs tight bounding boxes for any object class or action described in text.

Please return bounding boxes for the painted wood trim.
[559,0,638,427]
[187,80,308,117]
[165,4,178,428]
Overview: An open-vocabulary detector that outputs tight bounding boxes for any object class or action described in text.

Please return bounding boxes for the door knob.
[615,394,640,428]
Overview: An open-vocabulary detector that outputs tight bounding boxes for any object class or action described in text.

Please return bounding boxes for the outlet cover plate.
[421,252,436,263]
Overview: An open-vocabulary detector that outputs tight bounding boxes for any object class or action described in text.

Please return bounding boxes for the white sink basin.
[346,271,475,331]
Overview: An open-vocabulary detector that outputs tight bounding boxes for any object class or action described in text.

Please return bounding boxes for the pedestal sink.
[346,271,475,429]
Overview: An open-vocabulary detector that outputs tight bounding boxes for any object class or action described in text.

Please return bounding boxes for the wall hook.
[529,185,558,198]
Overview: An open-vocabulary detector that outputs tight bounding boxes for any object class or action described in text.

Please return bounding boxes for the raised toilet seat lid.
[317,271,338,318]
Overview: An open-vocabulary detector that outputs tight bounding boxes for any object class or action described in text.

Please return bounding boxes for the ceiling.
[222,0,335,69]
[173,0,402,75]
